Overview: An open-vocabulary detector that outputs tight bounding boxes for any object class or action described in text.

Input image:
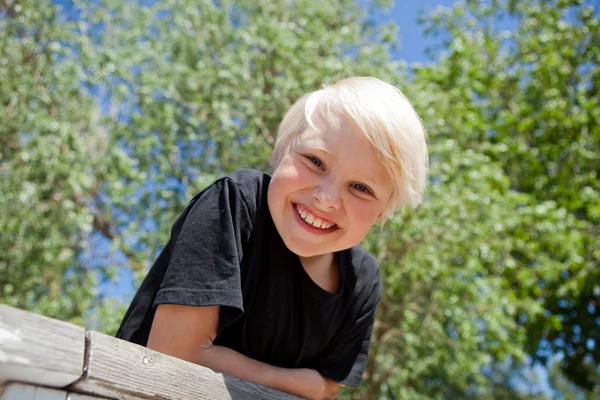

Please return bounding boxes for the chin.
[282,238,328,258]
[285,243,320,258]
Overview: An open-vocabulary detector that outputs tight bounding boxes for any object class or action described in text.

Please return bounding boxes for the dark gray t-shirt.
[116,169,382,386]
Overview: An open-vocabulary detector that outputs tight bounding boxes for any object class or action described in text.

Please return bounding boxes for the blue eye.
[352,183,370,193]
[307,156,323,169]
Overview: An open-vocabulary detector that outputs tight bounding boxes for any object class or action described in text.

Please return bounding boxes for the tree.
[410,0,599,392]
[1,0,101,324]
[342,0,598,397]
[547,355,600,400]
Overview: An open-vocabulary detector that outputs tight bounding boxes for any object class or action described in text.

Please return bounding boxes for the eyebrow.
[296,141,336,157]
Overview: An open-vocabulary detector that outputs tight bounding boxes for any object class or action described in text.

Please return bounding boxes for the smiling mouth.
[294,203,338,230]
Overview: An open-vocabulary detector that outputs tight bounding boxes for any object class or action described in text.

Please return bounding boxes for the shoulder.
[343,245,383,301]
[347,245,381,281]
[193,169,271,212]
[181,169,271,231]
[222,168,271,188]
[220,169,271,205]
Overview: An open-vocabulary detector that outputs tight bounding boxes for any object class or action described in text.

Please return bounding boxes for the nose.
[313,180,341,209]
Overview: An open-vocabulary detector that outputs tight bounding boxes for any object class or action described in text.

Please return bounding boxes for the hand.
[293,369,340,400]
[318,377,341,400]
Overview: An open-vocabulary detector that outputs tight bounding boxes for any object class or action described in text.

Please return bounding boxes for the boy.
[117,77,428,399]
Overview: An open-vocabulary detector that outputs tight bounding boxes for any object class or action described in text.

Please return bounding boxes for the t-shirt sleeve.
[153,177,253,334]
[316,265,383,387]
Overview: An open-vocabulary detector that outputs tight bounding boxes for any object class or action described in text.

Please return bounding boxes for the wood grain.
[70,331,302,400]
[0,305,85,387]
[0,382,109,400]
[0,306,303,399]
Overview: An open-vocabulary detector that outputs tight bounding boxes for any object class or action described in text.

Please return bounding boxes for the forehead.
[296,110,358,145]
[295,112,367,154]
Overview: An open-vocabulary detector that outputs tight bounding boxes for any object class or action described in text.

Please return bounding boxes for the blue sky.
[387,0,456,63]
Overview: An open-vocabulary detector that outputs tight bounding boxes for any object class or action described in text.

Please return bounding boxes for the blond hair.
[270,77,429,222]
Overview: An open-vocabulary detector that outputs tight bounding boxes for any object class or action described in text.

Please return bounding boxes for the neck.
[298,252,340,293]
[299,252,335,271]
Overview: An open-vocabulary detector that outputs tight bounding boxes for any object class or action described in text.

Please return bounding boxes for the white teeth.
[297,207,305,219]
[296,205,334,230]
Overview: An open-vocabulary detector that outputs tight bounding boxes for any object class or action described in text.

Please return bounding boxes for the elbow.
[147,335,216,366]
[191,337,218,366]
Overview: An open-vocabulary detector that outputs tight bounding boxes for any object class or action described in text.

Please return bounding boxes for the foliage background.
[1,0,598,398]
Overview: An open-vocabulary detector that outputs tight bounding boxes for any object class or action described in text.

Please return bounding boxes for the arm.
[148,304,340,400]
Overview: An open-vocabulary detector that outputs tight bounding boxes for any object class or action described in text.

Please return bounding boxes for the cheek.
[270,165,305,205]
[279,159,314,188]
[346,198,383,225]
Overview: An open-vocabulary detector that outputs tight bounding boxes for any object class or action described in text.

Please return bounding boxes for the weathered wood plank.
[70,331,302,400]
[0,382,72,400]
[222,375,305,400]
[0,382,109,400]
[0,307,302,400]
[32,386,69,400]
[69,393,111,400]
[0,306,85,387]
[31,386,66,400]
[0,382,37,400]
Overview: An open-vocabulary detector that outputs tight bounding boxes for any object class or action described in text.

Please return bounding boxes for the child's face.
[268,114,392,259]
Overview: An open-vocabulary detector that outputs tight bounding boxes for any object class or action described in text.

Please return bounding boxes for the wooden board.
[0,305,85,387]
[69,331,302,400]
[0,382,67,400]
[0,383,37,400]
[0,306,302,400]
[0,382,108,400]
